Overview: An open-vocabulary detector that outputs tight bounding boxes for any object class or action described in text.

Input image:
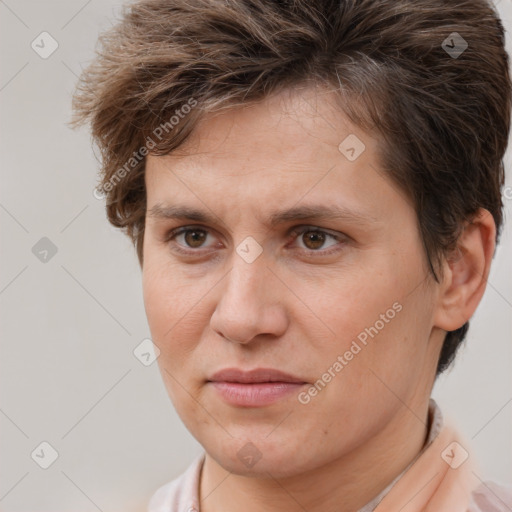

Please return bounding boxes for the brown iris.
[301,230,325,250]
[184,229,207,248]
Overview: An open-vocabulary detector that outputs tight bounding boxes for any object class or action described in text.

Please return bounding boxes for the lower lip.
[209,381,306,407]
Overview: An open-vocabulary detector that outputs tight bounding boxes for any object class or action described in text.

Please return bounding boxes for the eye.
[164,225,347,257]
[288,226,345,254]
[165,226,218,255]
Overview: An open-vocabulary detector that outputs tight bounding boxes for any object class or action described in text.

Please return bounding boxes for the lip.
[208,367,306,384]
[207,368,307,407]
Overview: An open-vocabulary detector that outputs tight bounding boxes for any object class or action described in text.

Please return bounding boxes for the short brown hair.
[72,0,511,375]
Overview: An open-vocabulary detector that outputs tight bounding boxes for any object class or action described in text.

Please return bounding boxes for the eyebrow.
[147,203,379,227]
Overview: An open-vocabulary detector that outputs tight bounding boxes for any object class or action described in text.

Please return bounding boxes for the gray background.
[0,1,511,510]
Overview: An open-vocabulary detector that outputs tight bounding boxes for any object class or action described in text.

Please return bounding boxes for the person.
[72,0,512,510]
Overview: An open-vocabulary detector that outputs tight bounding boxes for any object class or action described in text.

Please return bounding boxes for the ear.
[433,208,496,332]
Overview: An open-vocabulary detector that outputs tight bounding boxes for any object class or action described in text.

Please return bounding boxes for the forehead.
[159,85,376,164]
[144,85,409,226]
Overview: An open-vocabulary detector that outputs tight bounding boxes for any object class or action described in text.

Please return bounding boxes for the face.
[142,85,443,478]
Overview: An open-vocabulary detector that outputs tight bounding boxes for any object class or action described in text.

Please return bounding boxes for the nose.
[209,252,288,345]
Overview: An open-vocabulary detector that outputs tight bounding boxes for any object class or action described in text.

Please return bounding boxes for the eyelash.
[164,225,347,257]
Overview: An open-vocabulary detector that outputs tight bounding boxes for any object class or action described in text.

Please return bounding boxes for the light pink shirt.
[148,400,512,512]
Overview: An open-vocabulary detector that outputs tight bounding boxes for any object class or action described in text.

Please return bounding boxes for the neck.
[199,401,431,512]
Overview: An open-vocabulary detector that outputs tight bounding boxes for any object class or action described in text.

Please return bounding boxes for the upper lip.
[208,368,307,384]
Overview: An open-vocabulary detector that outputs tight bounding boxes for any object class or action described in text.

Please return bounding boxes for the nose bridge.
[223,250,271,313]
[210,247,286,344]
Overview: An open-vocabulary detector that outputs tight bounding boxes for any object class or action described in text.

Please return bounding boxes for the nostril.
[222,333,247,343]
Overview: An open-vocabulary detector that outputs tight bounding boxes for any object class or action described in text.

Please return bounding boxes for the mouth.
[206,367,308,407]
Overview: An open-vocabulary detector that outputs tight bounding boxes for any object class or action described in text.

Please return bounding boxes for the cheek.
[142,269,170,338]
[302,254,431,372]
[143,269,205,408]
[293,265,402,344]
[334,282,436,397]
[142,265,182,354]
[142,261,213,372]
[143,250,194,327]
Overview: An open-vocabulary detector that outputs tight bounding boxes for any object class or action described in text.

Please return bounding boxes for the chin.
[202,433,318,479]
[213,451,300,478]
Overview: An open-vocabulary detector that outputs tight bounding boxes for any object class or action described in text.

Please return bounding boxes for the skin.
[141,85,496,512]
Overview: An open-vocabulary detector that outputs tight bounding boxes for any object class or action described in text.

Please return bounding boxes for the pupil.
[185,230,206,247]
[304,231,324,249]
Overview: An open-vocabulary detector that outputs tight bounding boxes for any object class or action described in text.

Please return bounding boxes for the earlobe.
[433,209,496,332]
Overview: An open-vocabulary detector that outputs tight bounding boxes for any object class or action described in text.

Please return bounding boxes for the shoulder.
[147,453,205,512]
[468,481,512,512]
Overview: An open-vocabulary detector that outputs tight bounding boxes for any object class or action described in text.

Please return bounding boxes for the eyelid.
[287,225,346,254]
[165,224,347,255]
[165,225,219,254]
[288,225,345,241]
